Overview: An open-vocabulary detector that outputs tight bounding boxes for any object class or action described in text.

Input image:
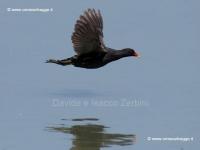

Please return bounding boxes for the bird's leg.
[46,58,72,66]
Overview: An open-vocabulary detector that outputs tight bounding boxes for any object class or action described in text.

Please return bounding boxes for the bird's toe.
[46,59,54,63]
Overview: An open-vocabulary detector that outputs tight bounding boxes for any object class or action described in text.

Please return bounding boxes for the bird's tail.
[46,58,72,66]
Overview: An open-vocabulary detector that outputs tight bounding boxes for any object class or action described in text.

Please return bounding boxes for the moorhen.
[46,8,139,69]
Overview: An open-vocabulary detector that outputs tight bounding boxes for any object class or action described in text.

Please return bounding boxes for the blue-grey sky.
[0,0,200,150]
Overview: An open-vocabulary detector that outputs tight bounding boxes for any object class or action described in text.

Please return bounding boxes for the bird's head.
[122,48,140,57]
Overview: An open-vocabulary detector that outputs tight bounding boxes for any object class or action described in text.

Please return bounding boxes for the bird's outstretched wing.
[71,9,106,55]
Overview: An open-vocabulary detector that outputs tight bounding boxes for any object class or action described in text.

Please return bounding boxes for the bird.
[46,8,139,69]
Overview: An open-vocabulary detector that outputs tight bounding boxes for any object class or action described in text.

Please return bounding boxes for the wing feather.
[71,9,106,55]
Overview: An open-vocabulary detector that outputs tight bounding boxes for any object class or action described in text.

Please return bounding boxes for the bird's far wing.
[71,9,106,55]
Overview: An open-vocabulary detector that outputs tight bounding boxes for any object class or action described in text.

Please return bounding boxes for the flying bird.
[46,9,139,69]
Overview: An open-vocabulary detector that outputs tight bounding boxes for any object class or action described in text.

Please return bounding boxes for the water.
[0,0,200,150]
[1,83,199,149]
[47,118,136,149]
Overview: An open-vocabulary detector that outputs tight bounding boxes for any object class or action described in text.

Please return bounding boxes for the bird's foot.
[46,59,57,63]
[46,58,72,66]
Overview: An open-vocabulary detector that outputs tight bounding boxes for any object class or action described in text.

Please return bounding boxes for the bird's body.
[73,51,107,68]
[46,9,139,69]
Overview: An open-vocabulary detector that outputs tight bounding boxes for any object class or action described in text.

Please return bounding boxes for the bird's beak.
[133,51,140,58]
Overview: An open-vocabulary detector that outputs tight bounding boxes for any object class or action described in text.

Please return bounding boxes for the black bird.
[46,9,139,69]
